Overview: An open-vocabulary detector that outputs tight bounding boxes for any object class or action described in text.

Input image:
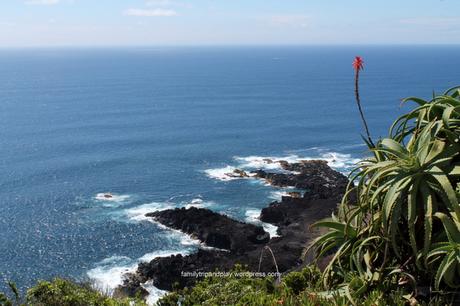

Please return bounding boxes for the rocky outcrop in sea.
[116,159,351,297]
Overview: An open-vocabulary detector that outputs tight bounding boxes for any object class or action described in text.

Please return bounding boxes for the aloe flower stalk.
[353,56,374,147]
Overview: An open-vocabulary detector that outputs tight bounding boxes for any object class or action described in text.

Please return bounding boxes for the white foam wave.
[204,149,360,182]
[234,156,286,170]
[179,234,199,246]
[316,152,361,170]
[245,209,280,238]
[269,190,291,201]
[87,256,137,293]
[245,209,261,223]
[94,193,131,208]
[123,202,175,222]
[138,250,190,263]
[262,223,280,238]
[142,280,168,305]
[95,193,130,202]
[236,152,359,173]
[204,165,243,181]
[88,250,188,304]
[162,226,202,247]
[159,225,227,250]
[183,198,214,209]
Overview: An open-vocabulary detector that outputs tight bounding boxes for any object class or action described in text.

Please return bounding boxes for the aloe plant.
[310,86,460,299]
[361,121,460,259]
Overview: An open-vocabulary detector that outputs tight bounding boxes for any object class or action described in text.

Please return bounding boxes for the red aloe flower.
[353,56,373,147]
[353,56,364,72]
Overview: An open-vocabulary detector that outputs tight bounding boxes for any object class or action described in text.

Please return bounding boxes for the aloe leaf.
[420,183,433,262]
[433,212,460,243]
[443,85,460,96]
[389,196,403,257]
[430,166,460,221]
[383,177,410,230]
[408,179,420,256]
[424,139,445,165]
[379,138,409,159]
[401,97,429,107]
[435,252,458,289]
[448,165,460,176]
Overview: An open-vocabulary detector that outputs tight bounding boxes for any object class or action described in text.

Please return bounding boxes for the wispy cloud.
[123,8,177,17]
[25,0,60,5]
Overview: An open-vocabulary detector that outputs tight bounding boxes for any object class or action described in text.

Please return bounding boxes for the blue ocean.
[0,46,459,300]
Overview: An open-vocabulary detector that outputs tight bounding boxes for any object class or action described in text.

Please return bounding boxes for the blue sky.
[0,0,459,47]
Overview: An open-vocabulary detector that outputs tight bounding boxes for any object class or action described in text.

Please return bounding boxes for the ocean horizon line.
[1,43,460,50]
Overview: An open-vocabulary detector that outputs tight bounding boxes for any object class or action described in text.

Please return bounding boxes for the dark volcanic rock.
[288,192,302,198]
[122,245,292,291]
[136,250,231,291]
[146,207,269,253]
[113,275,149,300]
[253,160,350,201]
[222,168,249,178]
[232,169,249,177]
[259,160,354,226]
[118,159,352,297]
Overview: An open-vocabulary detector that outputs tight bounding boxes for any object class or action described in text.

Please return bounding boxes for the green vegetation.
[0,278,145,306]
[3,87,460,305]
[308,86,460,302]
[157,87,460,305]
[157,265,411,306]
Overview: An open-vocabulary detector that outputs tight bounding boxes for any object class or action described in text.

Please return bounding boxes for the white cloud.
[25,0,60,5]
[123,8,178,17]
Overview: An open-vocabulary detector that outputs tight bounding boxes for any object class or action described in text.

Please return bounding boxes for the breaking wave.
[245,209,280,238]
[87,249,190,305]
[204,148,360,182]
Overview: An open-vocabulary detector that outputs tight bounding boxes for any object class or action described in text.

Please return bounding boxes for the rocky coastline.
[115,159,351,299]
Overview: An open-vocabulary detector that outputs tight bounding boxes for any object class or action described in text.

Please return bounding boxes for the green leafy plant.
[309,86,460,303]
[158,265,408,306]
[26,278,145,306]
[0,278,145,306]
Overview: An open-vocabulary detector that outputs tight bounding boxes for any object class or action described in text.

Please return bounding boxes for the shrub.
[158,265,278,306]
[0,278,145,306]
[282,266,320,295]
[158,265,410,306]
[27,278,146,306]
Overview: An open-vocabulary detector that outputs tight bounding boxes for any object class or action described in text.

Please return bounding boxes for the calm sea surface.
[0,46,459,296]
